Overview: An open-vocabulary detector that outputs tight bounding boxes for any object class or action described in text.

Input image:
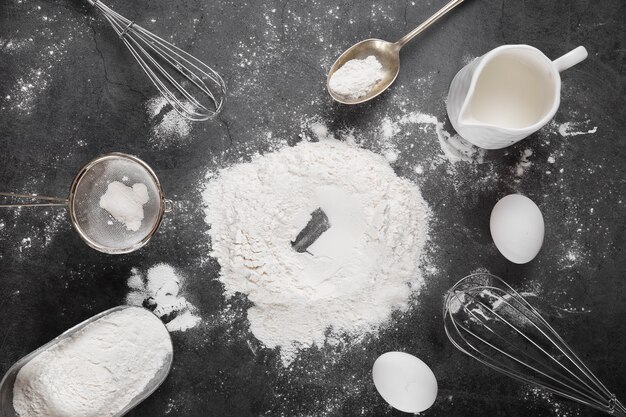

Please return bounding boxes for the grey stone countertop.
[0,0,624,416]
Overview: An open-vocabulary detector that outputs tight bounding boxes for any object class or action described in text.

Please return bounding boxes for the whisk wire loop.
[450,291,606,407]
[127,26,222,119]
[477,290,602,399]
[444,274,626,416]
[126,33,208,117]
[88,0,225,121]
[446,312,598,408]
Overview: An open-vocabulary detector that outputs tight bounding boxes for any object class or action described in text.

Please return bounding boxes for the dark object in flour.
[291,208,331,253]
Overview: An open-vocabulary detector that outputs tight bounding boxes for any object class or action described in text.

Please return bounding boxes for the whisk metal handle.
[0,192,68,208]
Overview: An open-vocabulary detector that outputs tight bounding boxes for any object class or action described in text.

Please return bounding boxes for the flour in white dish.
[202,139,429,365]
[329,56,384,99]
[13,307,171,417]
[99,181,149,232]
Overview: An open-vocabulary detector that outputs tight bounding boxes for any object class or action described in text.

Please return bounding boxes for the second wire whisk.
[88,0,226,121]
[444,273,626,416]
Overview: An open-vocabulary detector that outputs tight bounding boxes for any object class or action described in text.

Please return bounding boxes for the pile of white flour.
[328,56,384,99]
[13,307,171,417]
[203,139,429,365]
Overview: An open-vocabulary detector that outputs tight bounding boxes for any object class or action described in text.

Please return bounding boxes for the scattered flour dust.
[203,139,430,365]
[375,111,485,165]
[523,386,581,417]
[146,96,192,147]
[379,117,401,163]
[328,56,384,99]
[398,113,486,164]
[557,121,597,137]
[2,27,75,117]
[302,109,484,168]
[13,307,171,417]
[99,181,149,232]
[125,264,201,332]
[515,149,534,177]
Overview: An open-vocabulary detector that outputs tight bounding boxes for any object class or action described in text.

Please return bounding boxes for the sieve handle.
[163,199,174,213]
[0,192,68,208]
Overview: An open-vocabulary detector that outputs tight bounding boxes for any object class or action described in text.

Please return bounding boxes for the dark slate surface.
[1,0,625,416]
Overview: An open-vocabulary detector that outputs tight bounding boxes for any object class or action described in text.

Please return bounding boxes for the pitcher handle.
[553,46,588,72]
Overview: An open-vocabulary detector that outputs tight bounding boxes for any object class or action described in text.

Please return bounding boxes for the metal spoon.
[327,0,466,104]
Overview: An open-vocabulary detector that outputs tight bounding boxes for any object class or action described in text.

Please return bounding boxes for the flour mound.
[203,139,429,365]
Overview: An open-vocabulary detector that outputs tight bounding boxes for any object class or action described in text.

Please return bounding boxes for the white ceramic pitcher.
[446,45,588,149]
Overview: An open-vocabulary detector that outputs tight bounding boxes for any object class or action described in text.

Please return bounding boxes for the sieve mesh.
[68,154,165,254]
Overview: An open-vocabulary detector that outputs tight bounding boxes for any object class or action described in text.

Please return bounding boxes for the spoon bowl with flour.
[327,0,467,104]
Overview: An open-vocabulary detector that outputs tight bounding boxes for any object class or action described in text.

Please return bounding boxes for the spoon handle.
[395,0,466,49]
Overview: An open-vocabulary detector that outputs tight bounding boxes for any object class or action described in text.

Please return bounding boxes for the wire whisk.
[444,273,626,416]
[88,0,226,121]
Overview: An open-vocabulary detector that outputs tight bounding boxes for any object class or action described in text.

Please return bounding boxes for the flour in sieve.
[202,139,429,365]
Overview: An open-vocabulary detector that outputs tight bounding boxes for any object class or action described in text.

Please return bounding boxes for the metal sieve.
[0,153,172,254]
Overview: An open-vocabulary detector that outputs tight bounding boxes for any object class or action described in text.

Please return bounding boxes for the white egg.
[372,352,438,414]
[490,194,544,264]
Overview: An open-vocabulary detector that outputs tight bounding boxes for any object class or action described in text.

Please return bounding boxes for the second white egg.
[490,194,544,264]
[372,352,438,414]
